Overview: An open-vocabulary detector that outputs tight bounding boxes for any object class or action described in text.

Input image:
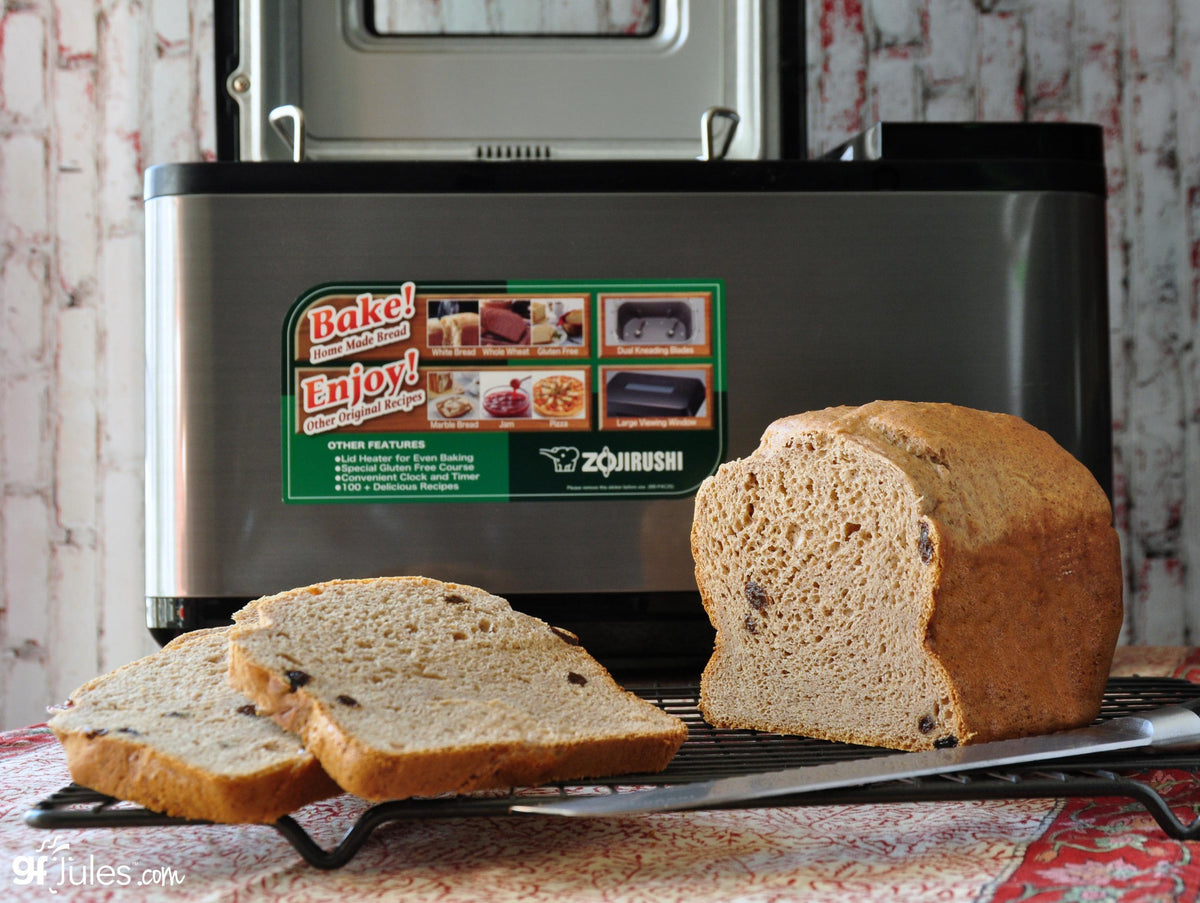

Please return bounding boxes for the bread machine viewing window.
[367,0,661,36]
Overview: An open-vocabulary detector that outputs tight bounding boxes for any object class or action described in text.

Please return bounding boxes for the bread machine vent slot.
[476,144,553,159]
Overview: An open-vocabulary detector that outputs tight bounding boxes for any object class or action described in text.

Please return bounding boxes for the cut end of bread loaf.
[693,401,1123,751]
[228,577,688,801]
[48,627,339,823]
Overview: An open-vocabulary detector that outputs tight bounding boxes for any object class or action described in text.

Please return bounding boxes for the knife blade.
[511,701,1200,818]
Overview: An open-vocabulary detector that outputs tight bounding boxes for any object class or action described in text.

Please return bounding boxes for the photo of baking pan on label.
[600,294,711,357]
[601,367,712,430]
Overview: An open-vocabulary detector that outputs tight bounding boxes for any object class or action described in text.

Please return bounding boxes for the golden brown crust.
[50,724,339,824]
[859,403,1122,741]
[924,505,1122,741]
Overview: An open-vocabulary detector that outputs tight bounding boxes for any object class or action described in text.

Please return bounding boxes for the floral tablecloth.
[3,647,1200,902]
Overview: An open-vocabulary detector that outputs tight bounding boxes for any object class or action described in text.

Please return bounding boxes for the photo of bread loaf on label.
[426,370,456,395]
[693,401,1123,753]
[427,300,480,347]
[481,300,531,346]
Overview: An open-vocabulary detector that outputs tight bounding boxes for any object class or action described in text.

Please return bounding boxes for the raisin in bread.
[692,401,1123,751]
[48,627,339,823]
[227,577,688,800]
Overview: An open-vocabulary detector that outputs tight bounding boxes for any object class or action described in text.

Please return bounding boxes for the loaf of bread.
[440,312,479,346]
[227,577,688,801]
[481,304,530,344]
[693,401,1123,751]
[47,627,339,823]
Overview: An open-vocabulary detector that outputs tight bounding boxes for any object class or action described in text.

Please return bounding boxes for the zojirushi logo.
[581,446,684,479]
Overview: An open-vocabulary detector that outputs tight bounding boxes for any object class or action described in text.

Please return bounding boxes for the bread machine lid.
[218,0,793,162]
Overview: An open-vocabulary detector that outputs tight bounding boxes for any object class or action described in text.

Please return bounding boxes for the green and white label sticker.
[282,280,726,502]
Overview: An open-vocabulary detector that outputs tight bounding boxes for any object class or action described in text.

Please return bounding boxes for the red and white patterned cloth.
[3,648,1200,902]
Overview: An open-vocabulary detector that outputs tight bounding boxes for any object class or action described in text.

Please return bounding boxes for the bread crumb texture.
[48,627,339,822]
[693,401,1123,751]
[228,577,688,800]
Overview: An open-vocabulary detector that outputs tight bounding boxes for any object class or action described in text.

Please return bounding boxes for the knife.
[511,701,1200,818]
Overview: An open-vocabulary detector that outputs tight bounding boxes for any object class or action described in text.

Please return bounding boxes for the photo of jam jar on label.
[481,373,531,418]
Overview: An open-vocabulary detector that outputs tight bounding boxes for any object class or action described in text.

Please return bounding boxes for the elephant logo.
[538,446,581,474]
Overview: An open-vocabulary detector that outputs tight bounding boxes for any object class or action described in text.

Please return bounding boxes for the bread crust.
[694,401,1123,750]
[229,646,681,800]
[51,729,338,823]
[229,577,687,801]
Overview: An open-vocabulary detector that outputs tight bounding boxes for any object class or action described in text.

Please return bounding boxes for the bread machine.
[145,1,1111,672]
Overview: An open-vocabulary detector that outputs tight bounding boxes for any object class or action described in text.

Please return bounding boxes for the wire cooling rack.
[26,677,1200,869]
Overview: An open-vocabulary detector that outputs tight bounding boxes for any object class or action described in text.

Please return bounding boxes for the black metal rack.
[26,677,1200,869]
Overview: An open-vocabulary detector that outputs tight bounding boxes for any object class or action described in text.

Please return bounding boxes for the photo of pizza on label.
[532,374,586,418]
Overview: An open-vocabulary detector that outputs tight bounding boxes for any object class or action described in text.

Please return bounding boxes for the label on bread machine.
[281,280,726,502]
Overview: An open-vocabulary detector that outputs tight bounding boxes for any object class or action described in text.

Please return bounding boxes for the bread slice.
[227,577,689,801]
[48,627,339,823]
[692,401,1123,751]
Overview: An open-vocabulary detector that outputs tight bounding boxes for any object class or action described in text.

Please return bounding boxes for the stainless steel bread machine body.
[144,149,1109,666]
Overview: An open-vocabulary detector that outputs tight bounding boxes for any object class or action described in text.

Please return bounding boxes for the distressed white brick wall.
[1,0,213,730]
[0,0,1197,728]
[807,0,1200,647]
